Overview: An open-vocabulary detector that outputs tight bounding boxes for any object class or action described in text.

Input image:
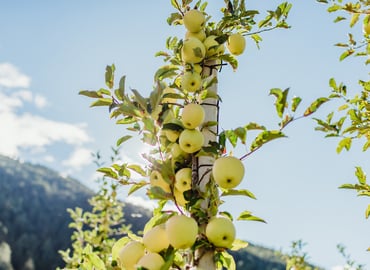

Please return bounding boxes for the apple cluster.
[113,7,248,269]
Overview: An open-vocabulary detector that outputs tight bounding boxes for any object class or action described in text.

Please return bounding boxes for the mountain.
[0,155,287,270]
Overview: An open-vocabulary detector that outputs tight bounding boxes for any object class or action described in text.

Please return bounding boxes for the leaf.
[327,4,342,12]
[303,97,329,116]
[90,98,113,107]
[355,166,366,185]
[117,135,132,146]
[127,164,147,177]
[234,127,246,144]
[105,64,115,89]
[131,89,148,111]
[245,122,265,130]
[336,137,352,153]
[220,251,236,270]
[230,239,249,251]
[221,189,256,199]
[270,88,289,118]
[237,211,266,223]
[350,13,360,27]
[79,90,104,98]
[97,167,118,179]
[154,65,178,81]
[338,183,357,190]
[250,130,286,152]
[117,75,126,99]
[339,49,354,61]
[128,180,147,196]
[291,96,302,113]
[87,252,106,270]
[225,130,238,148]
[366,204,370,219]
[111,236,130,260]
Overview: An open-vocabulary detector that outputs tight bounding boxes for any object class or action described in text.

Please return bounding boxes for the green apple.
[162,87,177,104]
[171,143,186,159]
[165,129,180,142]
[143,225,170,252]
[181,71,202,92]
[118,241,145,270]
[136,252,165,270]
[150,170,171,193]
[179,129,204,153]
[203,35,225,57]
[175,167,192,192]
[185,29,206,42]
[183,9,206,33]
[181,103,205,129]
[181,38,206,64]
[165,215,198,249]
[205,217,236,248]
[173,188,189,207]
[212,156,244,189]
[227,33,246,56]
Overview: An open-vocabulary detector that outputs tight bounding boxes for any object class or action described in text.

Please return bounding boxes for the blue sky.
[0,1,368,269]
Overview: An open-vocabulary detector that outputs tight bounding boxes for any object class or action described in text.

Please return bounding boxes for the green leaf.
[237,211,266,223]
[127,164,147,177]
[225,130,238,148]
[350,13,360,27]
[339,49,354,61]
[327,4,342,12]
[154,65,178,81]
[128,181,147,196]
[270,88,289,118]
[111,237,130,260]
[90,98,113,107]
[87,252,106,270]
[220,251,236,270]
[245,122,265,130]
[105,64,115,89]
[117,75,126,99]
[291,96,302,113]
[131,89,148,111]
[97,167,118,180]
[355,166,366,185]
[338,183,357,190]
[221,189,256,199]
[79,90,104,98]
[366,204,370,219]
[234,127,246,144]
[250,130,286,151]
[303,97,329,116]
[117,135,132,146]
[336,137,352,153]
[230,239,249,251]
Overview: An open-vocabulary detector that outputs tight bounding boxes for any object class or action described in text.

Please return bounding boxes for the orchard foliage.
[79,1,328,269]
[316,0,370,251]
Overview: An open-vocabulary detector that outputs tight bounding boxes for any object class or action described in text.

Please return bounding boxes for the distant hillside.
[0,155,287,270]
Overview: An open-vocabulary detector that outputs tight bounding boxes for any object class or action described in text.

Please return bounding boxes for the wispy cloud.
[0,62,92,173]
[0,63,31,88]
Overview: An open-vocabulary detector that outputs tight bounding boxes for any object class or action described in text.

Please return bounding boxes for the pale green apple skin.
[118,241,145,270]
[143,225,170,253]
[165,215,198,249]
[175,167,192,192]
[227,33,246,56]
[183,9,206,33]
[181,71,202,92]
[181,38,206,64]
[179,129,204,153]
[212,156,245,189]
[186,30,206,42]
[165,129,180,143]
[203,35,225,57]
[181,103,205,129]
[136,252,165,270]
[205,217,236,248]
[173,188,188,206]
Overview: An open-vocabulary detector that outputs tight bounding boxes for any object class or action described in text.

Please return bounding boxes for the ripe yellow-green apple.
[185,29,206,42]
[181,71,202,92]
[165,129,181,142]
[173,188,189,207]
[203,35,225,57]
[363,16,370,35]
[181,38,206,64]
[179,129,204,153]
[143,225,170,252]
[150,170,171,193]
[227,33,246,56]
[162,87,177,104]
[165,215,198,249]
[118,241,145,270]
[205,217,236,248]
[181,103,205,129]
[136,252,165,270]
[183,9,206,33]
[171,143,185,159]
[212,156,244,189]
[175,167,192,192]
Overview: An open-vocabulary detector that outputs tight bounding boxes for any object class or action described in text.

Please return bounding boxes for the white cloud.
[34,94,48,108]
[331,266,355,270]
[124,195,157,210]
[62,147,93,170]
[0,63,31,88]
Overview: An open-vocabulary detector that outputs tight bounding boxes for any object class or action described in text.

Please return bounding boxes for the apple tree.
[315,0,370,251]
[79,1,326,269]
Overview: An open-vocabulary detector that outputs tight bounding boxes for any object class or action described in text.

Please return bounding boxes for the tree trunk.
[195,60,219,270]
